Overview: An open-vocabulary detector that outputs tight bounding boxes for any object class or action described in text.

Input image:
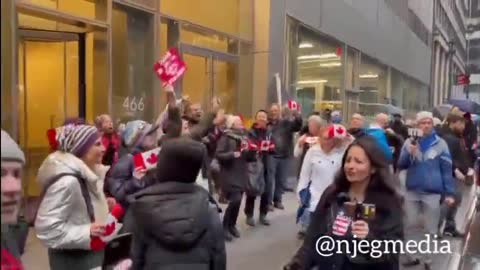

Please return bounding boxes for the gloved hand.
[454,169,466,181]
[468,168,475,176]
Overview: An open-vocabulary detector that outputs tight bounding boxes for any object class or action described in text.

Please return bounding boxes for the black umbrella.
[432,104,453,120]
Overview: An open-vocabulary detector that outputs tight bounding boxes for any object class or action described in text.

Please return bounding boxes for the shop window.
[358,54,388,105]
[112,3,155,123]
[20,0,107,21]
[160,0,253,40]
[293,26,344,113]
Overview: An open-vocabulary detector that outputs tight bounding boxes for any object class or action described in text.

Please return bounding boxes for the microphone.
[337,192,350,206]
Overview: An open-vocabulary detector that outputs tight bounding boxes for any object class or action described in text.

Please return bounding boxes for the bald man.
[374,113,389,129]
[366,113,394,162]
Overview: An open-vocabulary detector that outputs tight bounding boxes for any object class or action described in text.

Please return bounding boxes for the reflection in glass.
[358,55,388,105]
[294,25,343,113]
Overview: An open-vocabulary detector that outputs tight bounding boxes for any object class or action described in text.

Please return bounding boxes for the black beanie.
[156,138,205,183]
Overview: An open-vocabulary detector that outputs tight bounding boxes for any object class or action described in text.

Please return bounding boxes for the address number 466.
[123,97,144,112]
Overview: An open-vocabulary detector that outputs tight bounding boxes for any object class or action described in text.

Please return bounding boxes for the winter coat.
[385,131,404,172]
[297,144,347,212]
[1,225,23,269]
[107,147,156,207]
[268,116,303,158]
[289,185,403,270]
[348,128,367,139]
[438,126,471,174]
[130,182,226,270]
[366,126,393,162]
[390,120,408,140]
[34,152,109,270]
[215,129,250,193]
[398,134,455,196]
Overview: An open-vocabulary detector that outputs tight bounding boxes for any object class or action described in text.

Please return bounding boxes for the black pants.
[223,191,243,228]
[445,179,464,230]
[244,191,269,217]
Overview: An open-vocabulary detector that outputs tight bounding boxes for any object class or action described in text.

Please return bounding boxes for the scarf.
[419,131,437,153]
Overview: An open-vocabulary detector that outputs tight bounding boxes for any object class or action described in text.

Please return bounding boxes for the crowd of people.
[1,86,478,270]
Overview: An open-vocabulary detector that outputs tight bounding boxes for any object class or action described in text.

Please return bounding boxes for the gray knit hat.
[1,130,25,164]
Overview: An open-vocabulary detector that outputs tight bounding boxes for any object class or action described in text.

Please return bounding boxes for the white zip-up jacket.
[297,144,347,212]
[35,152,109,250]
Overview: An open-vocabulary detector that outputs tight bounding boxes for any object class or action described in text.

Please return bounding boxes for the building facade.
[256,0,433,123]
[463,0,480,101]
[431,0,470,105]
[1,0,254,197]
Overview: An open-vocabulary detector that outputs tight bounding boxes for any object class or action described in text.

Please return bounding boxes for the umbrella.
[448,99,480,114]
[432,104,453,120]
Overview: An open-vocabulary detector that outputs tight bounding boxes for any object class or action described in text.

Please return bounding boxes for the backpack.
[27,173,95,226]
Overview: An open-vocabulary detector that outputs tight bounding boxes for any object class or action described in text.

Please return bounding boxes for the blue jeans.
[267,156,290,204]
[299,210,312,232]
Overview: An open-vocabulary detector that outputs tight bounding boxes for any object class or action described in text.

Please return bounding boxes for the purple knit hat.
[57,124,100,158]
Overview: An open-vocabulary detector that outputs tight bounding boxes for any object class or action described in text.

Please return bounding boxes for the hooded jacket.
[130,182,226,270]
[35,152,109,250]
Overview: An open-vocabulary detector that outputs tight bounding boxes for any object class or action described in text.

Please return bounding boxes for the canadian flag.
[260,140,275,152]
[241,139,258,152]
[90,204,125,251]
[133,147,162,171]
[327,124,348,139]
[287,100,301,112]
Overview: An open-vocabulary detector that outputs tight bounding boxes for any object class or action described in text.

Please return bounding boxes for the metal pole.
[466,0,473,99]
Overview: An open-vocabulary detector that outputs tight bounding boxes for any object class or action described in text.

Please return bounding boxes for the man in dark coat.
[390,113,408,140]
[267,104,303,210]
[130,138,226,270]
[437,113,472,237]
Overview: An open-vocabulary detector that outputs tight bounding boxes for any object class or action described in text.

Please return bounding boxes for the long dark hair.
[331,136,402,204]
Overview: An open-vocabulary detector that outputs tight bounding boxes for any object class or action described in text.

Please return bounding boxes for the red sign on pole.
[456,74,470,85]
[154,48,187,87]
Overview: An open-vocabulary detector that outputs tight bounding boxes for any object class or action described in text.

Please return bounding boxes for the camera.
[344,201,376,221]
[408,128,423,145]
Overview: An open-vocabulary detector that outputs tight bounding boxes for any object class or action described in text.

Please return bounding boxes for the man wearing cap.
[398,111,455,270]
[1,130,26,269]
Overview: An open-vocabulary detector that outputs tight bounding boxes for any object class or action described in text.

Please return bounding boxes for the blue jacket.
[366,128,393,162]
[398,135,455,196]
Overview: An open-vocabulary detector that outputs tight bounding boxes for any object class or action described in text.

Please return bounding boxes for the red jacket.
[101,133,121,166]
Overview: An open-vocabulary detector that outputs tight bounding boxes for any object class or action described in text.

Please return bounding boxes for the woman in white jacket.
[296,124,351,238]
[35,124,109,270]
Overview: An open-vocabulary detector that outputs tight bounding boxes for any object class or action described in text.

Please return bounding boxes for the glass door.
[180,44,238,113]
[213,57,237,113]
[181,53,212,108]
[18,30,80,200]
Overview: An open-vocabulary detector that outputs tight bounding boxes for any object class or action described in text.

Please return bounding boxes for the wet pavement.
[461,210,480,270]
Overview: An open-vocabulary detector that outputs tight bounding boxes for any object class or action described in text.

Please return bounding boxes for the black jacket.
[288,185,403,270]
[348,128,367,139]
[215,129,250,193]
[268,116,303,158]
[390,121,408,140]
[130,182,226,270]
[108,147,156,207]
[438,126,471,173]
